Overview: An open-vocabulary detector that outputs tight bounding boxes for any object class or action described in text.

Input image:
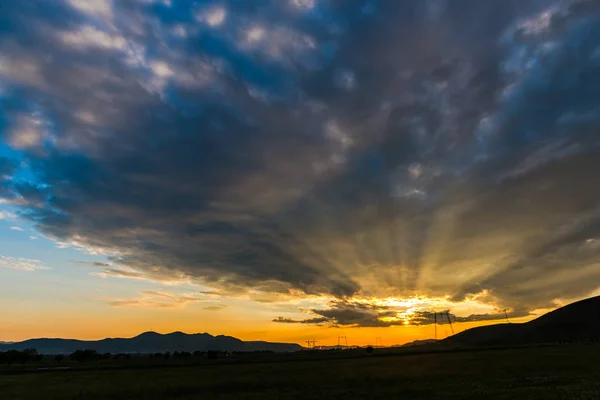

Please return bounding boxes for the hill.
[401,339,438,347]
[0,331,302,354]
[446,295,600,346]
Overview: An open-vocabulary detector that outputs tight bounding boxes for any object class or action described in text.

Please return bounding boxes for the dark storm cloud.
[1,0,600,315]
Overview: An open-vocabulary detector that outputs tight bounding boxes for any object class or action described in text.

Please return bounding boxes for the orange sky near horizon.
[0,302,539,347]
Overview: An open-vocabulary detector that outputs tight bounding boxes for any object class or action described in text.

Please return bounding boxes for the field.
[2,345,600,399]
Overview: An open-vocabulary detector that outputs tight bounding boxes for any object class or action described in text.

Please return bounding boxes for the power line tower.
[337,336,348,349]
[375,337,384,348]
[503,309,510,324]
[433,311,437,340]
[305,340,312,349]
[311,339,318,350]
[443,310,454,335]
[432,310,455,339]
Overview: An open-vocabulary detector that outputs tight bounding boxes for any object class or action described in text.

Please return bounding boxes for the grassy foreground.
[2,345,600,399]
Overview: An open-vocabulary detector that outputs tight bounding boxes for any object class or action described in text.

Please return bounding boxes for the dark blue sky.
[1,0,600,334]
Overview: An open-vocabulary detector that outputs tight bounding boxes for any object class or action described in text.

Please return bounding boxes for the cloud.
[203,304,228,311]
[92,268,147,280]
[7,113,47,150]
[0,255,51,272]
[10,226,24,231]
[0,158,17,181]
[91,266,196,286]
[73,261,111,267]
[140,290,206,303]
[106,290,207,308]
[60,26,127,50]
[0,211,15,220]
[197,290,222,297]
[67,0,114,22]
[0,0,599,319]
[273,297,533,328]
[197,5,227,27]
[272,316,330,325]
[108,299,178,309]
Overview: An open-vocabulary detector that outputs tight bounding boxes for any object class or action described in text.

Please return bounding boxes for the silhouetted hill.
[401,339,438,347]
[446,296,600,346]
[0,331,302,354]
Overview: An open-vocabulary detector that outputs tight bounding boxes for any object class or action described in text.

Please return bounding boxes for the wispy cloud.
[203,304,229,311]
[73,260,111,267]
[140,290,206,304]
[55,236,118,256]
[272,316,329,325]
[0,255,51,272]
[92,268,147,280]
[106,290,210,309]
[0,211,16,220]
[9,226,24,231]
[91,267,196,286]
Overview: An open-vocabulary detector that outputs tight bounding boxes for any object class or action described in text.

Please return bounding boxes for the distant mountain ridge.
[445,295,600,346]
[0,331,302,354]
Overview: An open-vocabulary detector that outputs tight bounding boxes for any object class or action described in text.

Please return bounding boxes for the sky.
[0,0,599,347]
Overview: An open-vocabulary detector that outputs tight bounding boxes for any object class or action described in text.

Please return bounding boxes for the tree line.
[0,349,241,365]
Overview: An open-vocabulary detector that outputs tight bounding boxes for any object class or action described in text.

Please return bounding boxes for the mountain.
[445,295,600,346]
[0,331,302,354]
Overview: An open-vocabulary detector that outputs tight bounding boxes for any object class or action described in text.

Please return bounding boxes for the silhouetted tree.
[70,349,99,363]
[207,351,222,360]
[0,349,40,366]
[365,346,374,354]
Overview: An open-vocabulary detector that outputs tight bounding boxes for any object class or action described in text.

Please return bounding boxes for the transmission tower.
[433,311,437,340]
[443,310,454,335]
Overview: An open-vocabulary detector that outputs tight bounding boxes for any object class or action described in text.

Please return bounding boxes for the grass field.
[2,345,600,399]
